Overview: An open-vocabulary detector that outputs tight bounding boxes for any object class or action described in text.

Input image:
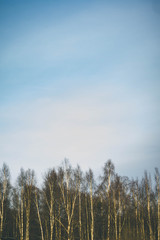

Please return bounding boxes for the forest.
[0,160,159,240]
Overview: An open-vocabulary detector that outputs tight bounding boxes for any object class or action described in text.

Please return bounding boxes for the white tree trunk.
[0,170,7,240]
[35,191,44,240]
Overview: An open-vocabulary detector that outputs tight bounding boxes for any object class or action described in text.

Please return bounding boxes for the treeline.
[0,160,160,240]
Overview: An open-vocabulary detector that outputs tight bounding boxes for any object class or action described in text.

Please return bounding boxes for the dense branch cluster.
[0,160,160,240]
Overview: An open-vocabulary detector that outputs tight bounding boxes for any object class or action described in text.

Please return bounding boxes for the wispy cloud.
[0,81,159,183]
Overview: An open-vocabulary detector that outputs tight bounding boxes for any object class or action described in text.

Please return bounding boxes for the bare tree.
[16,169,26,240]
[131,179,140,239]
[0,164,10,240]
[155,168,160,240]
[43,168,59,240]
[24,169,35,240]
[0,161,160,240]
[86,169,95,240]
[100,160,115,240]
[58,159,78,240]
[35,188,44,240]
[145,172,154,240]
[75,165,83,240]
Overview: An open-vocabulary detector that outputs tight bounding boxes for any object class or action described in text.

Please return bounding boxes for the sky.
[0,0,160,185]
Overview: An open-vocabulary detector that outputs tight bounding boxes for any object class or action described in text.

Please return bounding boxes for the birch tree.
[58,159,78,240]
[43,169,58,240]
[24,169,35,240]
[155,168,160,240]
[100,160,115,240]
[86,169,95,240]
[145,172,154,240]
[16,169,26,240]
[131,179,139,239]
[0,164,10,240]
[35,188,44,240]
[75,165,83,240]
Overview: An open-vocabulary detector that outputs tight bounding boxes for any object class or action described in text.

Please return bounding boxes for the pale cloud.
[0,82,158,183]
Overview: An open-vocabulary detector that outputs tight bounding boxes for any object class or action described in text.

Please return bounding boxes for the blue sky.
[0,0,160,184]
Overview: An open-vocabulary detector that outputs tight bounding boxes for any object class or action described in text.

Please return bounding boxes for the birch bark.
[0,170,7,240]
[145,173,154,240]
[155,169,160,240]
[35,189,44,240]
